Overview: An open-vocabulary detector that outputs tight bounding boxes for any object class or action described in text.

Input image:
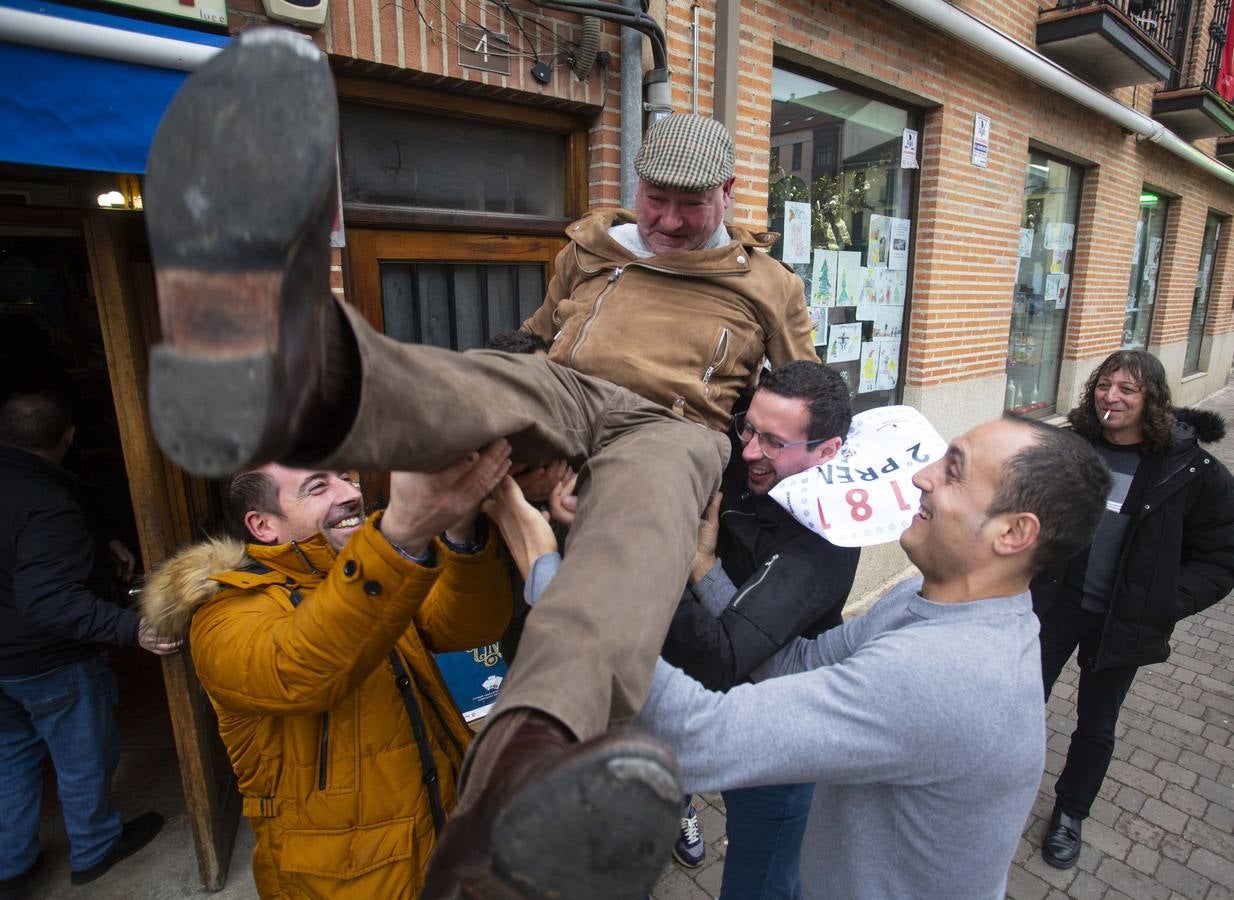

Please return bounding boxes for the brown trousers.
[326,302,729,739]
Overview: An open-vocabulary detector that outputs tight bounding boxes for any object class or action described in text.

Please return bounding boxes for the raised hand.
[381,440,513,556]
[483,476,559,581]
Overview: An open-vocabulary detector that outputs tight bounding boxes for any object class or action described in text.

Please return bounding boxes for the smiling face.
[1094,367,1146,445]
[245,465,364,552]
[900,419,1037,593]
[740,389,840,495]
[634,178,734,256]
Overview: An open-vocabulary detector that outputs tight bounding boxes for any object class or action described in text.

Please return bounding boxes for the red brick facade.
[267,0,1234,406]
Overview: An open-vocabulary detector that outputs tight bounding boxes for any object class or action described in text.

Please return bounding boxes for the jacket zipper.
[568,267,623,366]
[701,328,731,398]
[732,553,779,607]
[317,712,329,790]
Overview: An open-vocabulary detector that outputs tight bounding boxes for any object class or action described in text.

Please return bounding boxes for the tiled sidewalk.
[653,382,1234,900]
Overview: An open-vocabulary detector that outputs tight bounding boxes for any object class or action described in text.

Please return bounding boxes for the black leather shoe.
[70,812,164,885]
[0,852,42,900]
[145,28,351,477]
[1042,804,1082,869]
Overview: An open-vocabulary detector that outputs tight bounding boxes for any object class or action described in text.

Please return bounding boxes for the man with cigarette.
[1032,350,1234,869]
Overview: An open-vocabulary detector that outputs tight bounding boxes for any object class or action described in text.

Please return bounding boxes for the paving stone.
[1208,883,1234,900]
[1064,871,1109,900]
[1089,797,1121,828]
[693,858,723,897]
[1193,776,1234,808]
[1004,864,1050,900]
[1113,783,1147,814]
[1157,857,1213,900]
[652,867,712,900]
[1084,818,1132,860]
[1151,720,1209,754]
[1201,799,1234,830]
[1114,809,1165,849]
[1123,727,1182,763]
[1156,706,1209,734]
[1161,784,1208,818]
[1182,818,1234,859]
[1095,857,1172,900]
[1106,758,1166,795]
[1179,749,1222,780]
[1126,842,1160,876]
[1021,848,1079,890]
[1189,847,1234,891]
[1156,759,1201,790]
[1159,832,1194,863]
[1201,740,1234,768]
[1140,797,1191,834]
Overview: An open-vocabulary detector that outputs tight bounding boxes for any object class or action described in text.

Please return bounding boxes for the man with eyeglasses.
[660,361,859,897]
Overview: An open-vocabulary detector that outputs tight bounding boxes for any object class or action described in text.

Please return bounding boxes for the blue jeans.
[720,782,814,900]
[0,656,123,877]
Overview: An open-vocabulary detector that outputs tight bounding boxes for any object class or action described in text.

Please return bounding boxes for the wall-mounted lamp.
[96,190,125,208]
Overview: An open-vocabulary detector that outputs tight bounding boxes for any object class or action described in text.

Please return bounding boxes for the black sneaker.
[1041,803,1082,869]
[70,812,164,885]
[672,799,705,868]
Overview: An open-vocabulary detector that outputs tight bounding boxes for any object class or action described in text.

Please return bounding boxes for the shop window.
[1005,152,1083,416]
[766,66,921,413]
[340,103,566,218]
[1122,190,1169,350]
[1184,213,1223,374]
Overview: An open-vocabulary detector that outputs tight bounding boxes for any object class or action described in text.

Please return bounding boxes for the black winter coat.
[1032,409,1234,670]
[660,488,860,691]
[0,447,140,676]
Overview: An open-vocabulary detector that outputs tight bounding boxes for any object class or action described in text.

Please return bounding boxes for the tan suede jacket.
[521,209,816,431]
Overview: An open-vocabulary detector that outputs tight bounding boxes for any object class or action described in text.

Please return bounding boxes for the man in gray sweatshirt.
[487,414,1112,899]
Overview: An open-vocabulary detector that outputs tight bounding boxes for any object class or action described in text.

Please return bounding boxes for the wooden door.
[82,210,240,891]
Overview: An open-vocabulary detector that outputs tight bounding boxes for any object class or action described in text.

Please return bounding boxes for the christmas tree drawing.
[838,268,851,305]
[816,256,832,304]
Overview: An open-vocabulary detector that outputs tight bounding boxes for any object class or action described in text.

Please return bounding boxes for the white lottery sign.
[769,406,947,548]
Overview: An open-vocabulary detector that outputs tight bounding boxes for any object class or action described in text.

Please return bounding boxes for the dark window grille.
[1202,0,1232,87]
[380,262,546,351]
[1047,0,1188,59]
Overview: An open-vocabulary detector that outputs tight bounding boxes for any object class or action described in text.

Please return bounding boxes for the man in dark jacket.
[661,361,858,896]
[1032,350,1234,869]
[0,391,180,896]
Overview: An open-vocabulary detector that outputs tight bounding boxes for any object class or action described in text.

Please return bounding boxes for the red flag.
[1216,2,1234,101]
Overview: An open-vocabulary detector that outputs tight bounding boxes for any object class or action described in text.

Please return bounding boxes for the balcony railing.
[1048,0,1187,61]
[1201,0,1233,88]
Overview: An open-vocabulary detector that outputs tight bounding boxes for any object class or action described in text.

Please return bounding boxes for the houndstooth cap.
[635,114,735,191]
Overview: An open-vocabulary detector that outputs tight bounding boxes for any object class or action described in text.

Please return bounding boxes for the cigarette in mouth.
[1103,410,1111,422]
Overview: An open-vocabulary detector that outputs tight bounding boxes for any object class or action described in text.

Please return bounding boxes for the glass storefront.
[1005,152,1083,416]
[1184,213,1222,374]
[765,66,920,413]
[1122,190,1168,351]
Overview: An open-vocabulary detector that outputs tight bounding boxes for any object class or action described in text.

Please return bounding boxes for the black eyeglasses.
[733,413,823,460]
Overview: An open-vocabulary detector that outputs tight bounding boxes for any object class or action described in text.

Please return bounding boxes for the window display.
[1122,191,1168,351]
[765,66,920,413]
[1184,213,1222,374]
[1005,152,1082,416]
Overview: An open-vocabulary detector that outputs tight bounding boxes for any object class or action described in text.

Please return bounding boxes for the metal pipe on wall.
[882,0,1234,186]
[620,0,644,209]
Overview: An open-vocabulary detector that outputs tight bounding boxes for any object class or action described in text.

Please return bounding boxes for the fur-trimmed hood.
[139,536,251,640]
[1173,407,1226,444]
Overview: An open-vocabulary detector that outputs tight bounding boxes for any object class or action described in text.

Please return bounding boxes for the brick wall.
[243,0,1234,393]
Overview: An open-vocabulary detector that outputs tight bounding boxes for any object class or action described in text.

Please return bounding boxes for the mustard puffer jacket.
[142,516,512,898]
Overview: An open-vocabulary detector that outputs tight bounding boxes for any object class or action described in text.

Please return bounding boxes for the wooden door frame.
[80,209,240,891]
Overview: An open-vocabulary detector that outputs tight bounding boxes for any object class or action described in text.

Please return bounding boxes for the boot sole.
[144,29,338,476]
[490,736,682,900]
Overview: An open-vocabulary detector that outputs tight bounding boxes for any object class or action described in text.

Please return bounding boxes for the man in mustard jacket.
[141,442,514,898]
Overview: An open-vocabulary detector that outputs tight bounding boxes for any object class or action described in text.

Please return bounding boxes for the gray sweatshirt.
[636,575,1046,900]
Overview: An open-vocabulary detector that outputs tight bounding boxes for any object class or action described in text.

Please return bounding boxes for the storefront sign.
[99,0,227,27]
[770,406,946,548]
[971,113,990,168]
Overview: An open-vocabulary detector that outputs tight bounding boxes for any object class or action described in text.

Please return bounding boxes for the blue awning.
[0,0,230,173]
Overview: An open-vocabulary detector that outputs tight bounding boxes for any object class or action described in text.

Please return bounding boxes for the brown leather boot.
[422,708,682,900]
[144,28,357,477]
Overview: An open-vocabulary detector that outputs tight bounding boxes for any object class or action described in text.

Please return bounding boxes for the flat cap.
[634,114,735,191]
